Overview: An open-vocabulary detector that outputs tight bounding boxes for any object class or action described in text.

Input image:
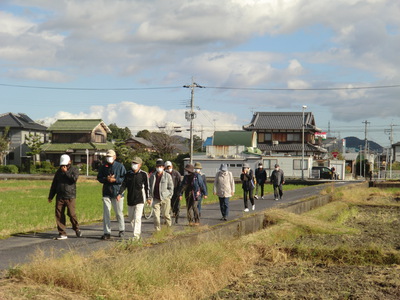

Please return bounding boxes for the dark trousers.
[256,182,265,196]
[218,197,229,218]
[243,189,254,208]
[273,184,283,199]
[171,194,180,216]
[186,194,200,223]
[55,198,79,235]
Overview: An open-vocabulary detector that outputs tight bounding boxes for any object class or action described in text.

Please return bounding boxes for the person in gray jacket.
[48,154,81,240]
[213,164,235,221]
[148,159,174,231]
[270,164,285,200]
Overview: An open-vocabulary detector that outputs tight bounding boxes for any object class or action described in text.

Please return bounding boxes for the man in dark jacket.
[164,161,182,224]
[178,164,208,226]
[254,162,267,199]
[117,157,148,240]
[48,154,81,240]
[240,163,255,212]
[270,164,285,201]
[97,149,126,240]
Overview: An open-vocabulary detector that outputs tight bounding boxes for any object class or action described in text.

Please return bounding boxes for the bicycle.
[142,201,153,219]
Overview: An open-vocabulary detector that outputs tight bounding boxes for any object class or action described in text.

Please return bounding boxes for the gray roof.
[126,137,153,147]
[243,112,320,131]
[0,112,47,131]
[258,143,327,153]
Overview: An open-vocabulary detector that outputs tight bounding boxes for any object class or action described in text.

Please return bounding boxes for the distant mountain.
[344,136,384,152]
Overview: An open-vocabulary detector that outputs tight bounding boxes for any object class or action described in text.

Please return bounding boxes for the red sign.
[332,151,339,158]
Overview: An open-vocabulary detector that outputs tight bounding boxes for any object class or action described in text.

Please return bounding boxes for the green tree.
[107,123,132,141]
[25,133,43,164]
[0,127,10,165]
[113,141,134,168]
[136,129,151,140]
[193,134,204,152]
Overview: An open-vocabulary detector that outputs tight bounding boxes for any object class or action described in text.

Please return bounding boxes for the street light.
[302,105,307,180]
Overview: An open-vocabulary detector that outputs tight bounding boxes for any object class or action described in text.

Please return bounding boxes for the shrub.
[0,165,19,174]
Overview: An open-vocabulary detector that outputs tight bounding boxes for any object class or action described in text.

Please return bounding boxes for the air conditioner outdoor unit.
[272,140,279,145]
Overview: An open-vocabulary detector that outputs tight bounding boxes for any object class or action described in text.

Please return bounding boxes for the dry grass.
[2,184,399,300]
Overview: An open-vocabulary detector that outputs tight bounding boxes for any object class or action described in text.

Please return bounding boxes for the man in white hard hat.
[97,149,126,240]
[48,154,82,240]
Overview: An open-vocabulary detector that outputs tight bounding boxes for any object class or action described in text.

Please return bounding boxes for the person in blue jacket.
[97,149,126,240]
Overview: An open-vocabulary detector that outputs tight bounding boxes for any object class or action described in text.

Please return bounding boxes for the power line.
[207,84,400,91]
[1,82,400,91]
[0,83,181,91]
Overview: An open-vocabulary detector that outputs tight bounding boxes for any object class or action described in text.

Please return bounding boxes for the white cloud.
[40,101,241,138]
[7,68,69,82]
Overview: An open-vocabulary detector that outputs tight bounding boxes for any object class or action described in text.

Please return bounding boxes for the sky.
[1,0,400,148]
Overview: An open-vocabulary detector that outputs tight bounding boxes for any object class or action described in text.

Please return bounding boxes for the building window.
[263,159,278,169]
[293,159,308,170]
[287,133,301,142]
[95,133,105,143]
[258,133,264,143]
[264,133,272,141]
[8,152,15,160]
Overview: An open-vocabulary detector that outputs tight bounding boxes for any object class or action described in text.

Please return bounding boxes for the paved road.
[0,181,357,272]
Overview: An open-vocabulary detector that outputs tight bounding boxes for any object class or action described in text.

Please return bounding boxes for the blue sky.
[1,0,400,148]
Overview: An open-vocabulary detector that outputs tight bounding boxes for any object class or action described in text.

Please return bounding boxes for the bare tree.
[147,123,181,159]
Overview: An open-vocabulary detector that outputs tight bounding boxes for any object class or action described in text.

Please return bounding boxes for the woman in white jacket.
[213,164,235,221]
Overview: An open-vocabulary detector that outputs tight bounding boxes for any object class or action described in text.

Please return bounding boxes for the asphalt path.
[0,181,357,272]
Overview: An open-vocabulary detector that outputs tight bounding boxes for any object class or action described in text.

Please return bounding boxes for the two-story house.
[41,119,114,167]
[0,112,48,166]
[243,112,327,157]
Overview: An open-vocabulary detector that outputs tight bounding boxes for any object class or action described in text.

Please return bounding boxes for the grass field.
[0,179,304,238]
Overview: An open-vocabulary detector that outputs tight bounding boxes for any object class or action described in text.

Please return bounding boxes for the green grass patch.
[0,180,305,238]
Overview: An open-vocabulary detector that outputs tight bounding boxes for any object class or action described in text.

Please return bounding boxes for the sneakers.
[254,195,258,200]
[118,231,125,237]
[275,198,279,201]
[101,234,111,240]
[75,230,82,237]
[261,196,264,200]
[55,235,68,240]
[252,205,255,211]
[244,208,249,212]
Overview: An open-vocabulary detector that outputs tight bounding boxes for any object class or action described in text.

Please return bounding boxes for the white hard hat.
[60,154,71,166]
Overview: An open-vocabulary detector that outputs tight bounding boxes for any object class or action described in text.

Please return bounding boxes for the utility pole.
[384,123,398,179]
[359,145,362,178]
[183,79,204,164]
[301,105,307,180]
[362,120,370,178]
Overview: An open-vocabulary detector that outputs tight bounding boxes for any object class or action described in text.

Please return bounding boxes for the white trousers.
[152,198,171,231]
[128,203,144,239]
[102,196,125,235]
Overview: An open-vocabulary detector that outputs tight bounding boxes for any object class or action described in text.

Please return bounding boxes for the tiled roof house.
[41,119,114,167]
[243,112,327,157]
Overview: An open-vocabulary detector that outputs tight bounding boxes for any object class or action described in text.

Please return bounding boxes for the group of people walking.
[48,151,285,241]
